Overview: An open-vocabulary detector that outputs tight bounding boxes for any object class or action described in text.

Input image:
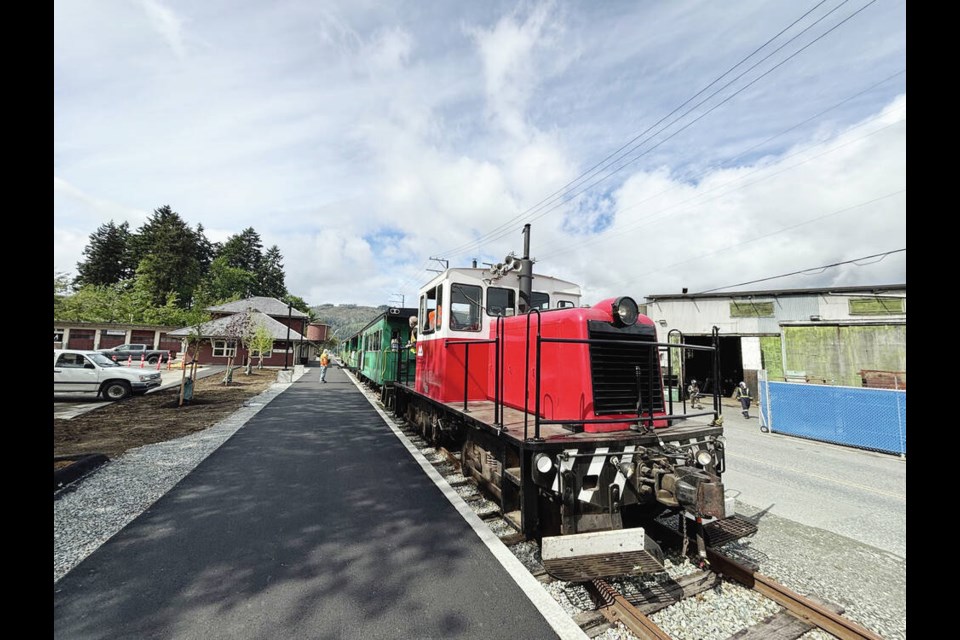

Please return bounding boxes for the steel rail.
[705,550,884,640]
[586,579,672,640]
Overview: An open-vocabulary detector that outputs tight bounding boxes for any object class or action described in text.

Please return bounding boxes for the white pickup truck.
[54,349,163,401]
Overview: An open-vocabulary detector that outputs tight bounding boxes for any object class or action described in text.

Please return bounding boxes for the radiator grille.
[589,325,665,415]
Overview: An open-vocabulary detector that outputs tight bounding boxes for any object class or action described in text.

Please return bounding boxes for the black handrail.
[667,329,684,416]
[522,309,543,441]
[712,326,722,420]
[445,338,497,412]
[494,316,503,426]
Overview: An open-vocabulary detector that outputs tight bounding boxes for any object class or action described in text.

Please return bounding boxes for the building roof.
[644,284,906,302]
[205,296,309,318]
[169,310,305,340]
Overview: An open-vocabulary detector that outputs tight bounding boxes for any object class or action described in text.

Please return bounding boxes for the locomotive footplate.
[541,527,665,582]
[702,514,758,548]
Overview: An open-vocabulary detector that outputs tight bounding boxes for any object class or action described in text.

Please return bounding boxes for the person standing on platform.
[736,381,752,418]
[320,351,329,383]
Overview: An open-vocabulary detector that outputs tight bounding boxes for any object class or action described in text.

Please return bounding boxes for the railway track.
[357,375,888,640]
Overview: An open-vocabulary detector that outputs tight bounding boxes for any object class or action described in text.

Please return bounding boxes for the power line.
[539,112,905,261]
[442,0,877,260]
[505,0,880,241]
[695,248,905,294]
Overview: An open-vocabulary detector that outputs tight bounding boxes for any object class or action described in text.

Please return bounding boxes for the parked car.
[99,343,171,365]
[54,349,163,401]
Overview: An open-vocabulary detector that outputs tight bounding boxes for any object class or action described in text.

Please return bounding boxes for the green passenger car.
[350,307,418,400]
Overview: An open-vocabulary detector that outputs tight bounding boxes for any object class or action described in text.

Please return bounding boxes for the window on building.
[450,283,482,331]
[213,340,237,357]
[487,287,516,317]
[54,328,64,343]
[730,301,774,317]
[848,297,905,315]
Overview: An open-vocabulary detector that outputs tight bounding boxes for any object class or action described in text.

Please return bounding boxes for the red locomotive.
[393,225,752,581]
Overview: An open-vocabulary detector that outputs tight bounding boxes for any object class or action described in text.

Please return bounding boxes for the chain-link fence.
[758,370,906,456]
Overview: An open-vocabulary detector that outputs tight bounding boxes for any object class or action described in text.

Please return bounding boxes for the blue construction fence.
[757,376,906,456]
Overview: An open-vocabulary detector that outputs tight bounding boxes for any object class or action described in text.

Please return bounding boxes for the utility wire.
[438,0,845,258]
[444,0,876,260]
[505,0,880,242]
[695,248,905,293]
[539,112,905,261]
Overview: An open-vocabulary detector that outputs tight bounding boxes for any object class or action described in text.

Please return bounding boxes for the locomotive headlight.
[612,297,639,327]
[535,454,554,474]
[696,450,713,467]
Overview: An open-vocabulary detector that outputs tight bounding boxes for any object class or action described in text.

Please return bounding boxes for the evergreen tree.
[201,256,258,301]
[218,227,263,274]
[75,221,134,286]
[129,206,203,307]
[258,245,287,298]
[194,223,216,276]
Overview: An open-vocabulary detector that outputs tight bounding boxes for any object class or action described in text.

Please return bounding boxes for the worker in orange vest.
[320,351,330,383]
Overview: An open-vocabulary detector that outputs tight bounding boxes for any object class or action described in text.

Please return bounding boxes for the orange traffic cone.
[126,355,132,367]
[140,353,145,368]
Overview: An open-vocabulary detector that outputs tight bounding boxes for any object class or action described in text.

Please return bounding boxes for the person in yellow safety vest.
[320,351,330,383]
[406,316,418,354]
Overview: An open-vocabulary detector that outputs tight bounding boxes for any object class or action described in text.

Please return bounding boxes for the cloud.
[54,1,906,307]
[138,0,188,59]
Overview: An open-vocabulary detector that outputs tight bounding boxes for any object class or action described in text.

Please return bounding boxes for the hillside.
[311,303,387,341]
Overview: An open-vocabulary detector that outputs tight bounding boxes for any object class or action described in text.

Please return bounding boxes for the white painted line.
[345,373,588,640]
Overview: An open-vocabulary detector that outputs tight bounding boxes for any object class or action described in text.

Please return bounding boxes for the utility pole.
[427,256,449,273]
[284,303,292,370]
[390,293,405,308]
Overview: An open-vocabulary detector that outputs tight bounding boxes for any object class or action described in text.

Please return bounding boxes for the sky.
[54,0,906,308]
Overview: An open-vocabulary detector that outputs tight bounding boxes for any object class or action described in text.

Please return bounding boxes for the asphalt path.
[54,364,575,639]
[719,403,906,559]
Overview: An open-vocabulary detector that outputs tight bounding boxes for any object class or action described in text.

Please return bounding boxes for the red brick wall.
[186,340,298,366]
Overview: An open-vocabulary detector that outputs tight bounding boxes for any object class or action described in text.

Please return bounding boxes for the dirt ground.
[54,369,279,463]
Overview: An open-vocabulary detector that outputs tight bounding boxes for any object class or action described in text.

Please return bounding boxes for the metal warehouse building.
[641,284,906,398]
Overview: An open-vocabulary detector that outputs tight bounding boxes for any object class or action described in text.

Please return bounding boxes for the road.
[719,401,906,559]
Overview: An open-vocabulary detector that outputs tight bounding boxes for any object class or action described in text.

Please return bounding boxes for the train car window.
[450,283,482,331]
[486,287,516,317]
[422,285,441,334]
[531,291,550,310]
[557,300,575,308]
[419,294,428,333]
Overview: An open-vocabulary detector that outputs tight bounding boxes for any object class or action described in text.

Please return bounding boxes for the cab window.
[420,284,443,334]
[531,291,550,310]
[450,283,482,331]
[487,287,516,317]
